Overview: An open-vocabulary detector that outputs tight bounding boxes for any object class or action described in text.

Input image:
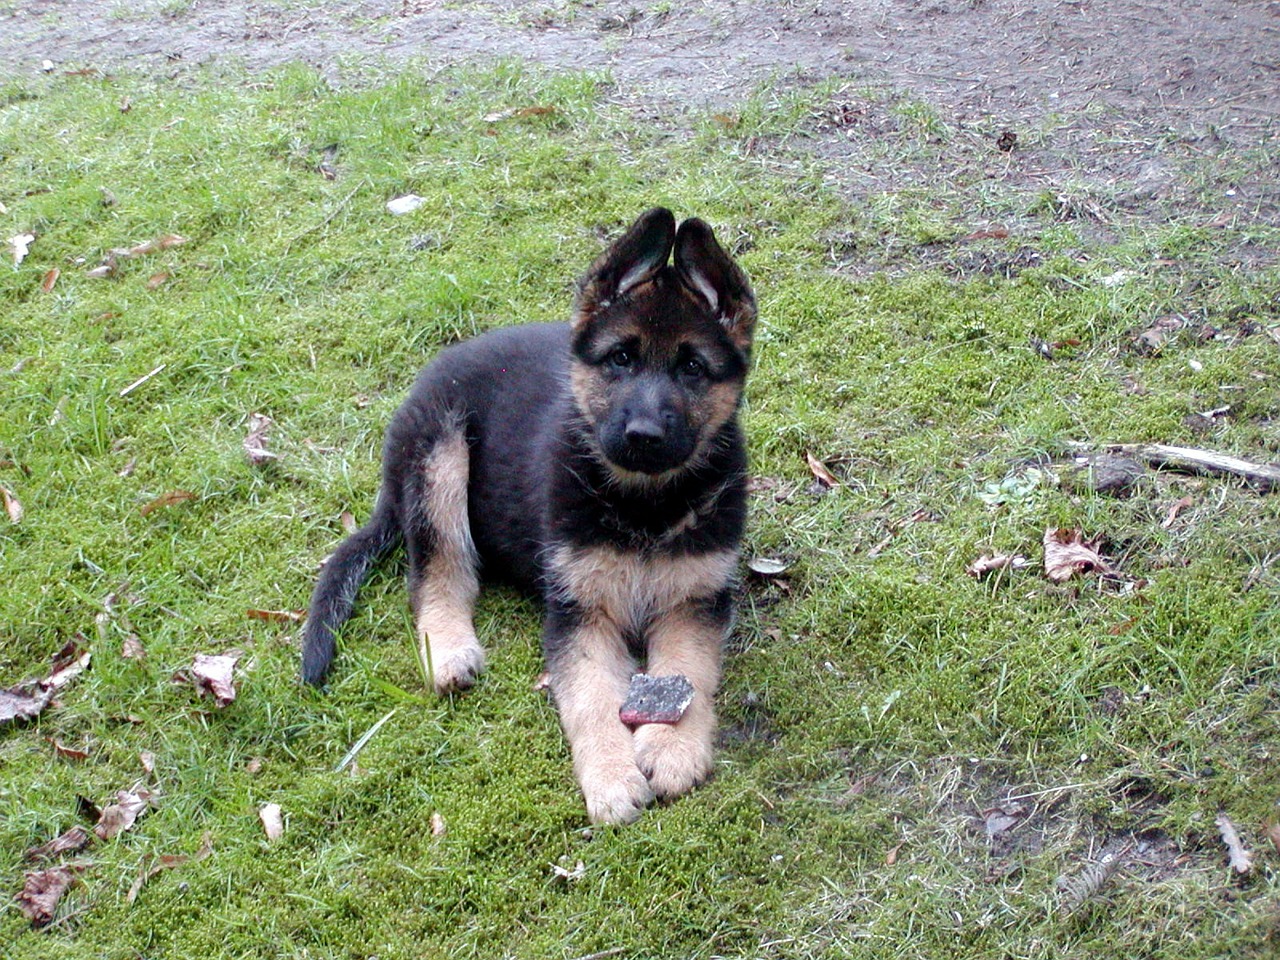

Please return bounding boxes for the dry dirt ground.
[4,0,1279,249]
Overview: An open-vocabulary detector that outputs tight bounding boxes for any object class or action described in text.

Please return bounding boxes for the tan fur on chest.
[550,545,736,632]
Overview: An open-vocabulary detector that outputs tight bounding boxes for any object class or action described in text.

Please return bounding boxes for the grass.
[2,59,1279,959]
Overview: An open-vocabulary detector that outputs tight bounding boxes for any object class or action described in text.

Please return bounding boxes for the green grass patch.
[2,63,1279,958]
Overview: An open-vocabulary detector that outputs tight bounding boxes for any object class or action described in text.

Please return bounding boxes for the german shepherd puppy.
[301,208,756,824]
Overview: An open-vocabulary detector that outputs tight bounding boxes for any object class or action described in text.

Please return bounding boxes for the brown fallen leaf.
[126,852,190,904]
[430,811,447,838]
[179,650,242,706]
[139,751,156,775]
[805,451,840,489]
[139,489,197,516]
[24,826,92,862]
[1265,822,1280,856]
[145,271,170,290]
[1161,495,1194,529]
[885,841,904,866]
[246,608,305,623]
[95,788,153,840]
[1043,527,1112,583]
[243,412,279,465]
[966,554,1030,578]
[122,633,145,659]
[40,268,60,293]
[17,865,84,927]
[259,802,284,841]
[126,854,182,902]
[340,510,358,534]
[1,483,23,523]
[46,738,90,761]
[245,757,264,775]
[126,839,211,906]
[113,234,188,259]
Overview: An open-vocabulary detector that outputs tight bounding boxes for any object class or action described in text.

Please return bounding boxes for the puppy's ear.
[674,217,757,353]
[574,208,676,328]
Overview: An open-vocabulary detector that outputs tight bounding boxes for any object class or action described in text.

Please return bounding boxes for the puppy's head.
[570,208,756,484]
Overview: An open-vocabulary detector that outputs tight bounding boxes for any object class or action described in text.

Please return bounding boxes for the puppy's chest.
[548,543,736,632]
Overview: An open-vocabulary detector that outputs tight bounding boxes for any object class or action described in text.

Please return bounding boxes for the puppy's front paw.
[580,761,654,825]
[430,642,486,694]
[633,723,714,799]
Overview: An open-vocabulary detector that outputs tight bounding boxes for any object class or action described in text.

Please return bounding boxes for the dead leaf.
[145,271,170,290]
[1216,811,1253,875]
[0,686,53,725]
[111,234,187,260]
[243,412,279,465]
[1161,495,1194,529]
[805,451,840,489]
[961,227,1010,241]
[40,268,60,293]
[95,789,153,840]
[17,865,83,926]
[139,489,197,516]
[9,232,35,266]
[25,826,92,862]
[259,802,284,841]
[245,757,264,775]
[126,852,190,904]
[122,634,145,659]
[966,554,1029,578]
[85,258,116,279]
[430,811,447,837]
[885,841,904,865]
[340,510,357,534]
[1,484,23,523]
[1043,527,1112,582]
[46,738,90,761]
[247,608,304,623]
[139,751,155,774]
[45,640,91,691]
[118,457,137,478]
[179,651,242,707]
[1265,822,1280,856]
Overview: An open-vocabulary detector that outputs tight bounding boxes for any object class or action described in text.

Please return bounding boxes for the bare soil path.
[4,1,1279,243]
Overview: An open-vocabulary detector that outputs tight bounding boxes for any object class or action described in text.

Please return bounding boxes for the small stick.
[119,363,167,397]
[1070,442,1280,490]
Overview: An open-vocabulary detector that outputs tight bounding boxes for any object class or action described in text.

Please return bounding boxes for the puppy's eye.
[680,357,707,379]
[607,348,634,369]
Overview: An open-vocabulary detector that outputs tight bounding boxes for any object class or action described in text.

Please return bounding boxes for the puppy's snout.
[624,415,666,446]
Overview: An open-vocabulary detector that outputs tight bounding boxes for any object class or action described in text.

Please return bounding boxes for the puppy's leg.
[632,592,730,799]
[545,606,653,824]
[407,430,485,695]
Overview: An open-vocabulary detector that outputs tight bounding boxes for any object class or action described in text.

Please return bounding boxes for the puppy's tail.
[301,499,401,686]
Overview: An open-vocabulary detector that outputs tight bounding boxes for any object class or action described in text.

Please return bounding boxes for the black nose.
[624,416,665,446]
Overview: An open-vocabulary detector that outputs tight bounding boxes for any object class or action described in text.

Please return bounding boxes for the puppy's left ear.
[674,218,757,353]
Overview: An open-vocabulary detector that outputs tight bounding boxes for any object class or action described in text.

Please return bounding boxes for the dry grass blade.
[1215,812,1253,874]
[1055,849,1124,915]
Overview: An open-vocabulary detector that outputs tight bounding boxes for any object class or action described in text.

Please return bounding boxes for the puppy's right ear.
[573,208,676,329]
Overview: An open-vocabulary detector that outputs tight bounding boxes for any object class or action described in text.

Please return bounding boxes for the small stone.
[619,673,694,727]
